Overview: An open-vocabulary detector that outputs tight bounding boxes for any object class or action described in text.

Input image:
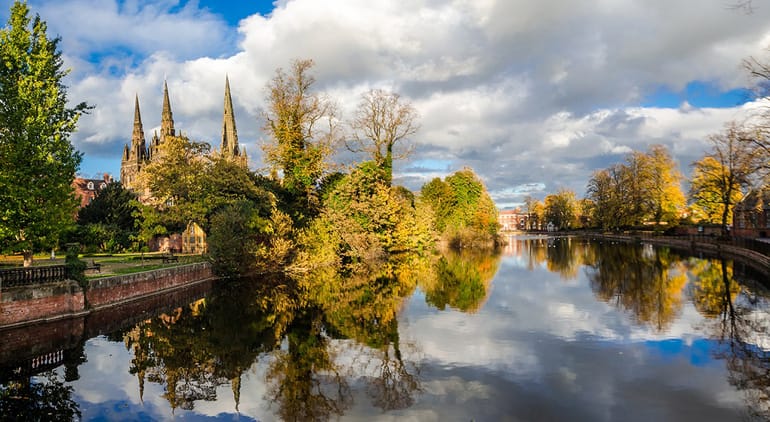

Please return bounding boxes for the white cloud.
[19,0,770,199]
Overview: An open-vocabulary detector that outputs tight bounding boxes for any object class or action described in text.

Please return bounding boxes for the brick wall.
[86,262,214,309]
[85,278,214,337]
[0,316,85,365]
[0,262,214,328]
[0,281,84,327]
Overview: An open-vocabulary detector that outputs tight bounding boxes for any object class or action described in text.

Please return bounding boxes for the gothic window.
[100,182,107,189]
[87,181,94,190]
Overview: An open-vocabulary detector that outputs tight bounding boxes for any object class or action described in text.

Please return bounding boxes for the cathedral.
[120,77,247,191]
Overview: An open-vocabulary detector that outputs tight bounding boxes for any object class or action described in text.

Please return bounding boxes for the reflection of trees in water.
[124,279,278,412]
[421,249,501,313]
[691,258,770,421]
[585,242,688,332]
[307,253,425,413]
[266,308,352,421]
[119,253,429,419]
[522,237,590,279]
[0,371,80,421]
[525,236,689,331]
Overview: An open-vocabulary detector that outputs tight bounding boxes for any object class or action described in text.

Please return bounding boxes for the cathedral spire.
[121,94,147,189]
[131,94,145,158]
[160,80,175,141]
[221,75,239,158]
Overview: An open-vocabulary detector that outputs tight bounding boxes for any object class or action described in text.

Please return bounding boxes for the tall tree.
[544,188,577,230]
[421,168,499,247]
[75,182,139,252]
[644,144,686,225]
[347,89,419,185]
[689,156,743,225]
[262,59,336,222]
[690,122,760,234]
[0,1,89,266]
[586,168,617,230]
[587,145,684,229]
[136,135,211,235]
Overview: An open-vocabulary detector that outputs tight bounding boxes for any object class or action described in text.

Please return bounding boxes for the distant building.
[72,174,112,208]
[733,188,770,238]
[120,77,247,192]
[119,78,247,253]
[182,222,207,254]
[499,208,528,231]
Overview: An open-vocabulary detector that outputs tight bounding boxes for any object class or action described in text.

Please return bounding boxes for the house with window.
[182,222,207,254]
[498,208,528,231]
[733,188,770,238]
[72,174,112,208]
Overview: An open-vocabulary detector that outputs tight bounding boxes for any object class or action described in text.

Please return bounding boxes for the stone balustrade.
[0,265,68,288]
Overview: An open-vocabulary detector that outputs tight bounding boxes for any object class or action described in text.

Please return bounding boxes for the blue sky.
[193,0,274,26]
[4,0,770,208]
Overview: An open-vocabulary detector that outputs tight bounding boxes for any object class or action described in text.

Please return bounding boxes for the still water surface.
[2,236,770,421]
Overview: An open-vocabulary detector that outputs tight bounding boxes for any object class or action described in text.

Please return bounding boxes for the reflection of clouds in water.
[71,337,274,421]
[392,257,745,420]
[56,245,764,420]
[70,339,138,405]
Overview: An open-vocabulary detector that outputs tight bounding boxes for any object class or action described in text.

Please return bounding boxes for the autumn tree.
[644,145,686,225]
[690,122,760,234]
[522,195,545,230]
[347,89,419,185]
[689,156,743,225]
[136,135,211,241]
[586,145,685,229]
[293,162,434,273]
[544,188,577,230]
[136,135,273,255]
[262,59,336,222]
[586,164,630,230]
[420,168,499,248]
[0,1,89,266]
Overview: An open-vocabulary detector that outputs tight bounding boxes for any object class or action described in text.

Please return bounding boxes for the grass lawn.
[84,253,207,278]
[1,252,207,278]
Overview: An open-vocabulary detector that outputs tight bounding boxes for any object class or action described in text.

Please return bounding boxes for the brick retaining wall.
[0,262,214,329]
[86,262,214,310]
[0,281,85,327]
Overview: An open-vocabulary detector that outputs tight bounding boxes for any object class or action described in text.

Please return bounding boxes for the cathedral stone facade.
[120,78,246,192]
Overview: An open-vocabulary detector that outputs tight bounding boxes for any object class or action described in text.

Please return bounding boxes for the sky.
[3,0,770,208]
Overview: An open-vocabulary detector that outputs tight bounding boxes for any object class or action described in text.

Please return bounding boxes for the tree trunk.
[23,251,33,267]
[721,194,732,238]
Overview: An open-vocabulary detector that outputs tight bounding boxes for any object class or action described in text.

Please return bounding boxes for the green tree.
[207,201,262,278]
[74,182,139,251]
[262,59,336,223]
[544,188,577,230]
[135,135,210,243]
[293,162,433,273]
[347,89,419,185]
[420,177,455,232]
[0,1,89,266]
[420,167,499,247]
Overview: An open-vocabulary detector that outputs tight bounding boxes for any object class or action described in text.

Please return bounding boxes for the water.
[1,236,769,421]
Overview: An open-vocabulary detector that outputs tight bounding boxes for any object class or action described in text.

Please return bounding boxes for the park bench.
[86,260,101,273]
[162,253,178,264]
